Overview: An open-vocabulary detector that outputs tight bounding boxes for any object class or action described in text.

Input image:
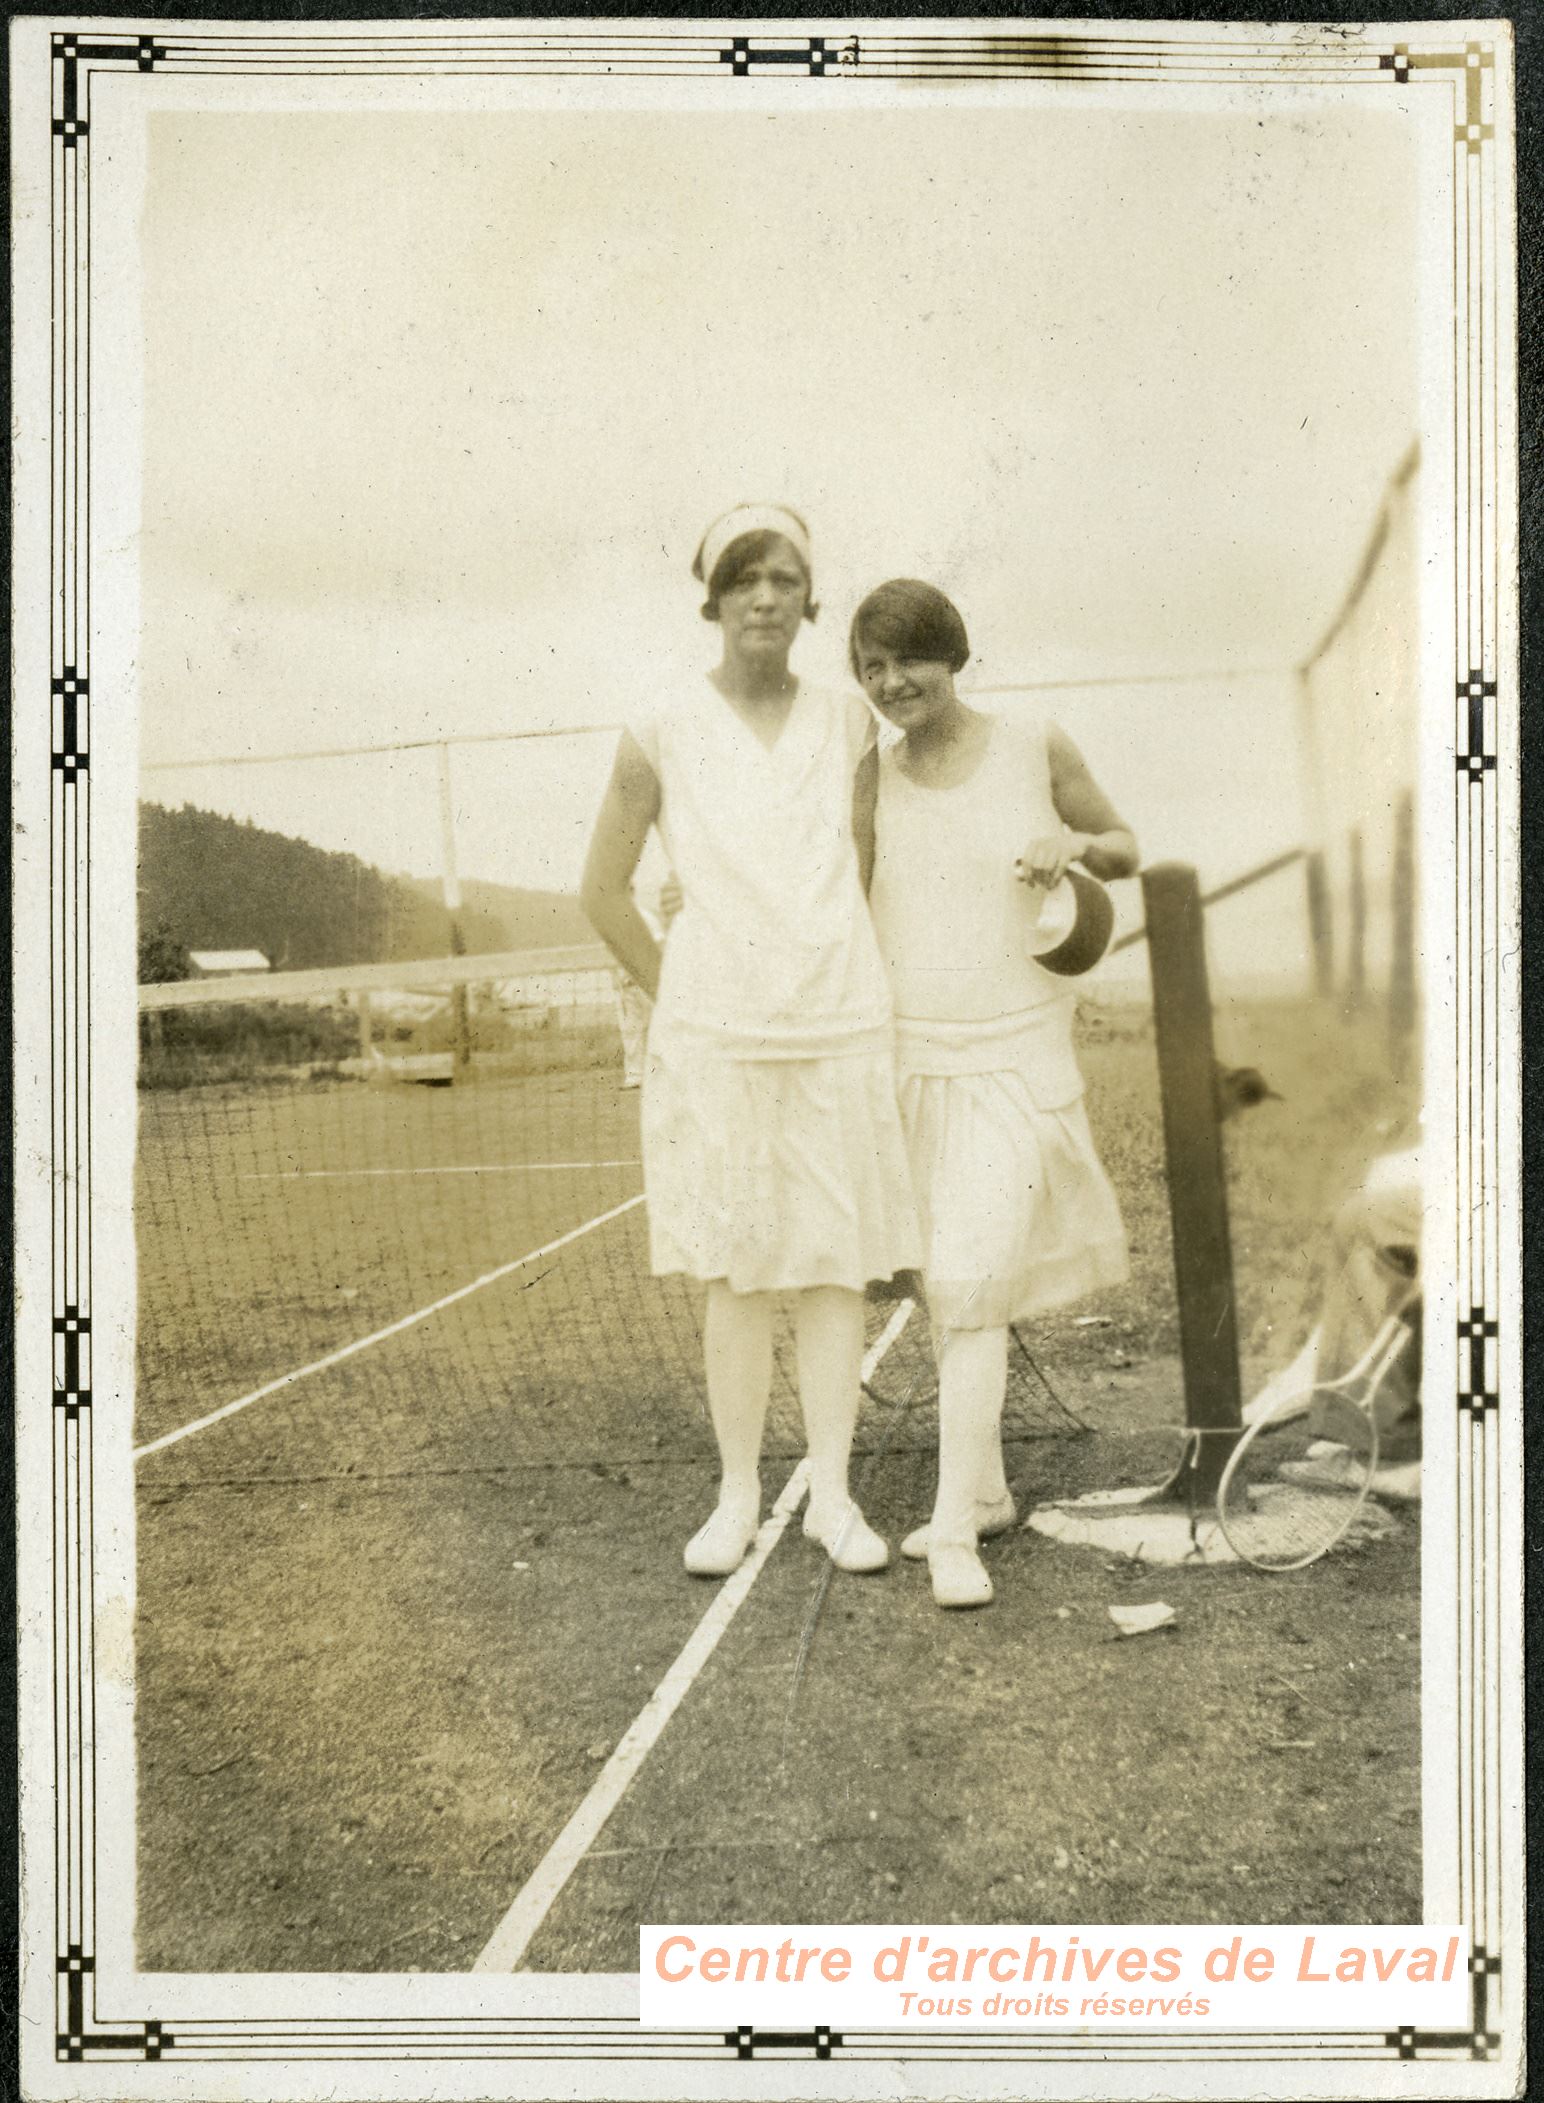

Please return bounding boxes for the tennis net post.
[436,741,474,1075]
[1140,860,1243,1497]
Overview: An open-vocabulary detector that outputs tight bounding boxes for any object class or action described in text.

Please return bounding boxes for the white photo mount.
[11,17,1521,2101]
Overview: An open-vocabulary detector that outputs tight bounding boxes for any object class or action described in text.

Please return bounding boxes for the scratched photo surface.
[124,90,1432,1978]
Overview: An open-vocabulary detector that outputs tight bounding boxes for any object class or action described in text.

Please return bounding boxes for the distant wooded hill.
[138,801,591,974]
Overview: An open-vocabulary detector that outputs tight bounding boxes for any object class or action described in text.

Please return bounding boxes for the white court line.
[471,1297,916,1974]
[243,1162,640,1179]
[132,1194,647,1462]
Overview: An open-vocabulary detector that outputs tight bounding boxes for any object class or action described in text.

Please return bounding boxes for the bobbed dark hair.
[848,578,970,676]
[696,527,819,625]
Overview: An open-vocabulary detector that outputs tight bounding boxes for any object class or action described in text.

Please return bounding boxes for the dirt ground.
[135,995,1422,1971]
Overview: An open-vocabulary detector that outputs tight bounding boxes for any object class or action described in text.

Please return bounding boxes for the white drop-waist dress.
[869,712,1128,1330]
[630,678,921,1294]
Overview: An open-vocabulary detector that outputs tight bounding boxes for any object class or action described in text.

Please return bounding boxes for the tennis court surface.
[135,985,1421,1970]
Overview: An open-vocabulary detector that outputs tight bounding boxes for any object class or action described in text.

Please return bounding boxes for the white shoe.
[928,1541,994,1609]
[683,1502,760,1578]
[803,1502,890,1574]
[901,1493,1018,1561]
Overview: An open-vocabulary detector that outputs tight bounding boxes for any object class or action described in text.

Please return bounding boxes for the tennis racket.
[1215,1302,1417,1571]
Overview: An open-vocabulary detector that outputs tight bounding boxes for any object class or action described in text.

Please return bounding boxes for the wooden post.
[1141,863,1243,1497]
[1304,848,1333,999]
[1388,790,1417,1078]
[1346,827,1367,1015]
[437,742,473,1076]
[1293,663,1335,1002]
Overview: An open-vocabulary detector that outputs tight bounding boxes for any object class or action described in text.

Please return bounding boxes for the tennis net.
[135,949,1090,1490]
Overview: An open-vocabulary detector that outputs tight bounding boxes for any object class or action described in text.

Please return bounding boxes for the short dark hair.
[849,579,970,676]
[698,528,819,624]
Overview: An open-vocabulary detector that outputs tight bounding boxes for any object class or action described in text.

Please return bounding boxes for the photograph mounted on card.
[9,14,1520,2103]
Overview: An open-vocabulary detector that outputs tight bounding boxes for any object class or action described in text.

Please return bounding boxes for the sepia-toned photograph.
[12,15,1521,2100]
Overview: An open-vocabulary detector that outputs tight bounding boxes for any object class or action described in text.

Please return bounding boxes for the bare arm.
[1019,723,1140,887]
[852,743,879,895]
[579,732,665,999]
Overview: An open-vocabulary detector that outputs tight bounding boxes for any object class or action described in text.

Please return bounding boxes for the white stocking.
[702,1281,774,1516]
[932,1325,1009,1545]
[793,1285,866,1526]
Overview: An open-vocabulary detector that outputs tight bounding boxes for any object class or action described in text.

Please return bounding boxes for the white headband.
[695,504,812,589]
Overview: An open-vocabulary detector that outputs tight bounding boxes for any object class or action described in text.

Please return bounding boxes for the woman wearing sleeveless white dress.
[582,509,920,1580]
[854,579,1138,1609]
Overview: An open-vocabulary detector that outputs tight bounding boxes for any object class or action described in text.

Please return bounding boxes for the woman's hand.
[658,876,684,927]
[1016,831,1088,889]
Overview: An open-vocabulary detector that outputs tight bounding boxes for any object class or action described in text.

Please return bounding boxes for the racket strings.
[1218,1390,1380,1572]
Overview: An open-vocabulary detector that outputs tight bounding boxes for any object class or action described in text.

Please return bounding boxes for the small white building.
[189,949,271,978]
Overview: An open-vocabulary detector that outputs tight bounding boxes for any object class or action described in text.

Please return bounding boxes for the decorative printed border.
[34,18,1512,2078]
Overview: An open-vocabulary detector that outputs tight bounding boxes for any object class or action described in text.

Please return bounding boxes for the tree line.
[138,801,589,980]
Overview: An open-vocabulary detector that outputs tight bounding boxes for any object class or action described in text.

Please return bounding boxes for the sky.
[137,96,1423,977]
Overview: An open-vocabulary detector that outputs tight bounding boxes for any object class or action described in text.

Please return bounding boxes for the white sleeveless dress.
[870,712,1128,1330]
[629,678,920,1293]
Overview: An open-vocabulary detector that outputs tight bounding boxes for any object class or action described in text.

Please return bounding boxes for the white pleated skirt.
[641,1031,922,1294]
[899,1062,1128,1331]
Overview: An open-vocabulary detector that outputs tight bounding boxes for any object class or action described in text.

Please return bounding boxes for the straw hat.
[1021,865,1117,978]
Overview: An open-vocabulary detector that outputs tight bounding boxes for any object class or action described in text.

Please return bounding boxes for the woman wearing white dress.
[582,508,920,1579]
[854,579,1139,1609]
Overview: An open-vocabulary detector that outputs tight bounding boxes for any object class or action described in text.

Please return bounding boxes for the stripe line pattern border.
[37,21,1511,2070]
